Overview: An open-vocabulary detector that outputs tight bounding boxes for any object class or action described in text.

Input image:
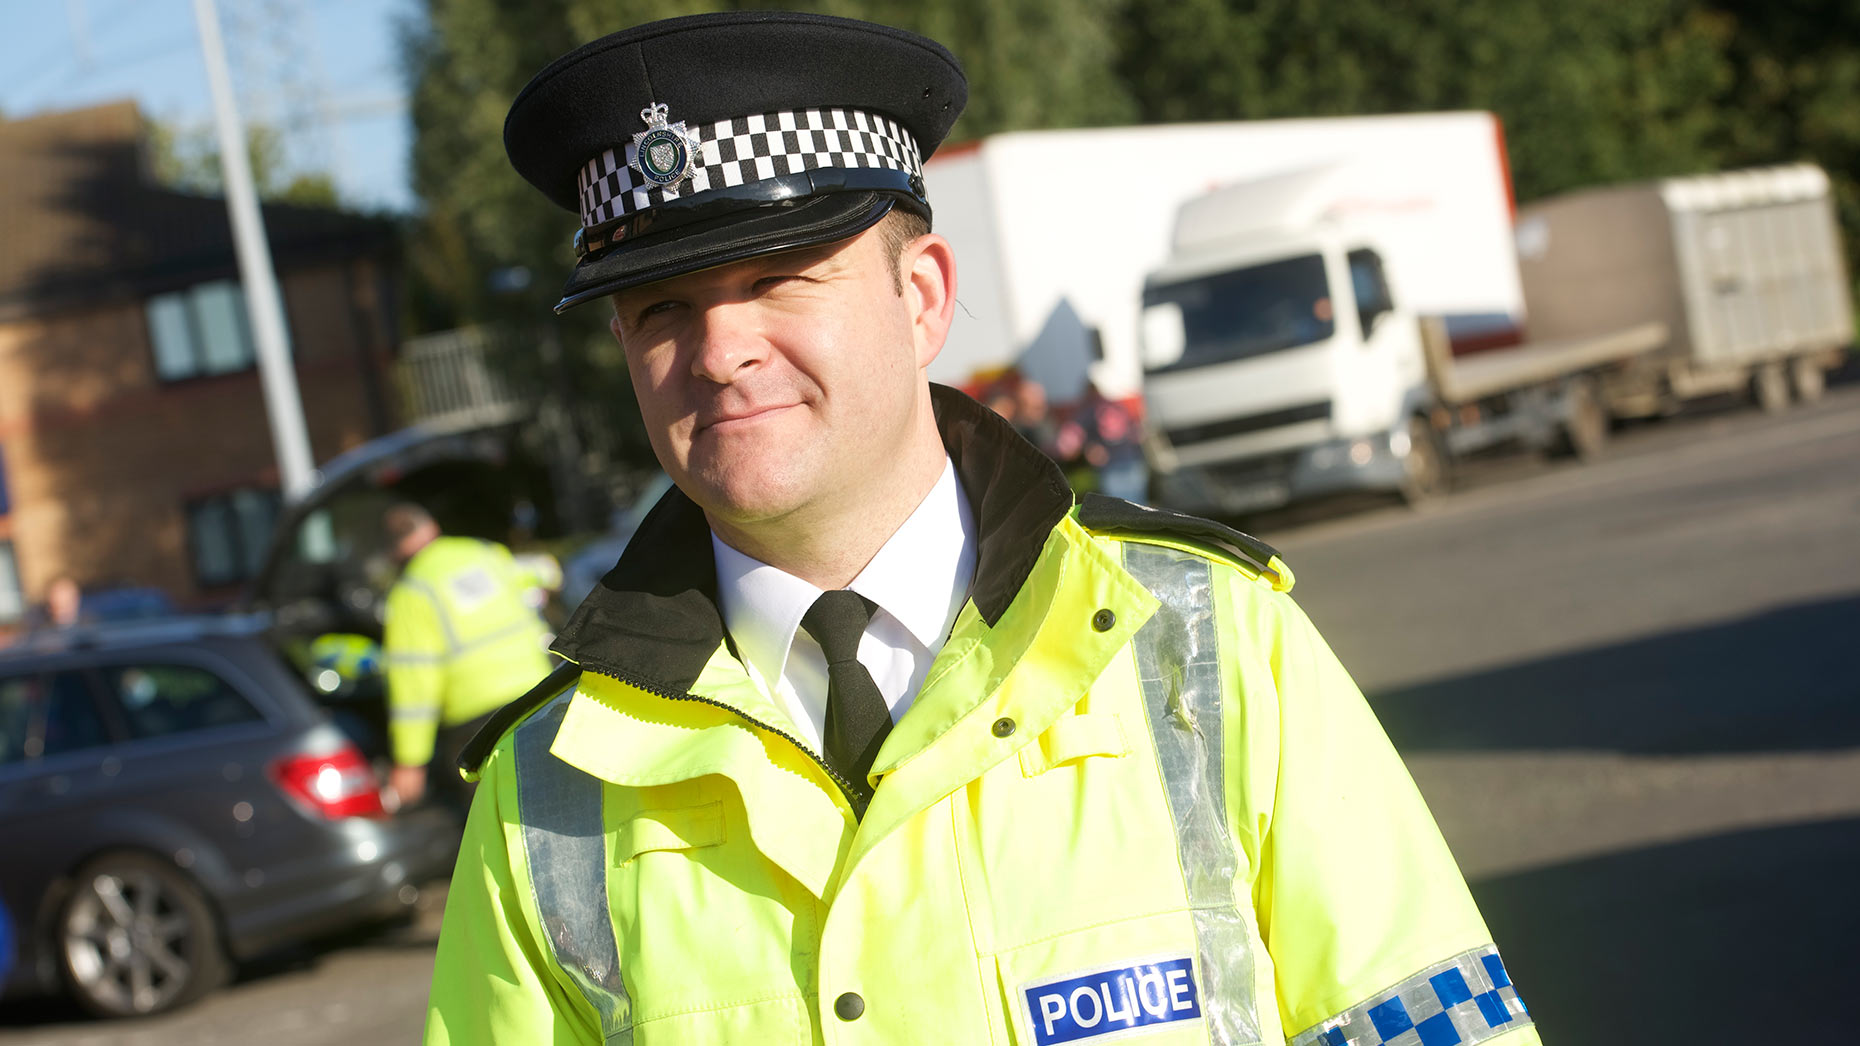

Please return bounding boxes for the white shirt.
[712,459,977,754]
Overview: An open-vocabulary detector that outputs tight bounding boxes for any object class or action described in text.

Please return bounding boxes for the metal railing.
[394,326,529,424]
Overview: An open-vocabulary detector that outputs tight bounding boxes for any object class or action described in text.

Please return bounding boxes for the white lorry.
[1135,111,1686,515]
[923,113,1534,405]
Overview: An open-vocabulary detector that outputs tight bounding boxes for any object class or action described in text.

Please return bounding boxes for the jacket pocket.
[617,801,724,863]
[1020,713,1131,777]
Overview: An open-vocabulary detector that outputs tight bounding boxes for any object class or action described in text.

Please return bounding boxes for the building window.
[0,541,21,624]
[185,488,281,588]
[146,279,288,380]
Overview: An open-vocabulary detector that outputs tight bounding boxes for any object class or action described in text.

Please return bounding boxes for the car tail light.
[270,744,386,819]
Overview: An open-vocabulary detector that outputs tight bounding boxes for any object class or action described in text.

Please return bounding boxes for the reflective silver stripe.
[1123,543,1262,1045]
[383,651,446,667]
[448,614,543,657]
[1286,945,1531,1046]
[388,707,442,723]
[405,577,539,657]
[401,577,461,653]
[516,691,633,1042]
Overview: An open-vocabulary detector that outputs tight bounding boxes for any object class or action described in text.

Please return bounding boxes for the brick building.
[0,101,400,627]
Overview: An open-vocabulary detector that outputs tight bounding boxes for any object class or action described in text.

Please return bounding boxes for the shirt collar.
[712,458,975,692]
[550,385,1075,693]
[848,459,975,650]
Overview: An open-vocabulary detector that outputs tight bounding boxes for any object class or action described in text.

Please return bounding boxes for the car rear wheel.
[58,852,228,1018]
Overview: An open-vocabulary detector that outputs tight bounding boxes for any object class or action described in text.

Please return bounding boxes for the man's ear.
[903,233,957,370]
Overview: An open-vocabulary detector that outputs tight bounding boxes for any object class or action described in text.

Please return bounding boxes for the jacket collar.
[551,384,1075,696]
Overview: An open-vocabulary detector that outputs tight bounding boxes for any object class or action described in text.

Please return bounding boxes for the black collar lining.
[552,383,1074,694]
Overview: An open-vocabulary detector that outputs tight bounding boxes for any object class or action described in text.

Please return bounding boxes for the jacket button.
[1092,608,1116,632]
[834,992,865,1020]
[993,717,1016,738]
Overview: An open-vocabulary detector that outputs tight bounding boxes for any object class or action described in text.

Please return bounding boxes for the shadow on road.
[1474,814,1860,1044]
[1371,592,1860,754]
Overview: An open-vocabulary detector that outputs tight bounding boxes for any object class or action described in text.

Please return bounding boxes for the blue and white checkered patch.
[576,106,923,227]
[1287,945,1531,1046]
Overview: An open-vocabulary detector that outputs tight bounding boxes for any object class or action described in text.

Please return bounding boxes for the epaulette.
[457,659,583,776]
[1076,493,1293,592]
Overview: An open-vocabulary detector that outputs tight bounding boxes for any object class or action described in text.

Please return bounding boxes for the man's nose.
[689,302,769,383]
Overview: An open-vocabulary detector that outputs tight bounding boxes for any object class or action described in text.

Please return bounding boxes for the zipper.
[579,660,871,817]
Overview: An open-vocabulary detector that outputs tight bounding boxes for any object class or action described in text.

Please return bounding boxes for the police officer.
[380,503,554,815]
[425,13,1542,1046]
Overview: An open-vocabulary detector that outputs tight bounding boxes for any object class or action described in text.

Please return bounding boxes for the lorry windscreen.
[1143,253,1334,374]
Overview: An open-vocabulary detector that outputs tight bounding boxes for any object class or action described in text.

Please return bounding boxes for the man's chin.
[681,470,808,530]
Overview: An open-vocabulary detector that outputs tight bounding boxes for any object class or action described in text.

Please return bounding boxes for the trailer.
[1515,164,1851,417]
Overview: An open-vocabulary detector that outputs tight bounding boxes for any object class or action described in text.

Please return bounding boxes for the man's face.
[609,223,950,533]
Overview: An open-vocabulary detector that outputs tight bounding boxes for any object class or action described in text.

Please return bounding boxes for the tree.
[146,119,342,208]
[1117,0,1735,202]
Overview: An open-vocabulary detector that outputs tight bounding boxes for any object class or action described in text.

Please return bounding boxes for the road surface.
[5,380,1857,1044]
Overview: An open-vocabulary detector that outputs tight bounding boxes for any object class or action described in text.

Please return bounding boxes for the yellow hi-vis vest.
[383,536,553,767]
[424,510,1541,1046]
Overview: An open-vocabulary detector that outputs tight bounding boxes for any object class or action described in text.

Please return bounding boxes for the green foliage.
[146,119,342,208]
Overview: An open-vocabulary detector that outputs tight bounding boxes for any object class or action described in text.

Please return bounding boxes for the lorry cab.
[1140,226,1429,515]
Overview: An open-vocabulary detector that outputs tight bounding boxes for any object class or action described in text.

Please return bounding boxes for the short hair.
[878,206,931,295]
[382,503,436,544]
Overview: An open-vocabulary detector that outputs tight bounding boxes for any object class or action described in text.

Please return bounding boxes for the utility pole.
[193,0,318,502]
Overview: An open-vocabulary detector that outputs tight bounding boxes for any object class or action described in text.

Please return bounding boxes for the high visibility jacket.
[383,536,555,767]
[426,388,1540,1046]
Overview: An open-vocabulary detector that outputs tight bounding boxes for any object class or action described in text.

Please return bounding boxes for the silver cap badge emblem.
[630,102,700,191]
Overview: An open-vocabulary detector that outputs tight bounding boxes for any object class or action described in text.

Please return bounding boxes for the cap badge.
[631,102,700,191]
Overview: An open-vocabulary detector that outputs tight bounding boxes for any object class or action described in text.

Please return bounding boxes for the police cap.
[505,11,968,313]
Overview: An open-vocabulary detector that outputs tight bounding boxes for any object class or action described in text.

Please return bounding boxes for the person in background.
[1081,379,1150,503]
[380,503,555,817]
[44,576,82,628]
[1011,373,1061,459]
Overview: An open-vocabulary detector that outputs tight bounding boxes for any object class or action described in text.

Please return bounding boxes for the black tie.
[801,590,893,810]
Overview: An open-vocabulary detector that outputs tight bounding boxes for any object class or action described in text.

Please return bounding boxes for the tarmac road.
[1270,379,1860,1043]
[4,378,1857,1045]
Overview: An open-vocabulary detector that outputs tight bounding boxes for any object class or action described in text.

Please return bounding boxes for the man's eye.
[634,300,681,324]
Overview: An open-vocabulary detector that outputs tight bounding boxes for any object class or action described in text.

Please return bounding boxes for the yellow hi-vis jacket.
[383,535,554,768]
[425,388,1541,1046]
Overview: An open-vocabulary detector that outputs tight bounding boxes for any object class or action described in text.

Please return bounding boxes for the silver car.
[0,616,458,1018]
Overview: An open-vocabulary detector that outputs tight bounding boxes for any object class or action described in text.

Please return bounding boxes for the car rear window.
[105,664,262,740]
[0,671,112,764]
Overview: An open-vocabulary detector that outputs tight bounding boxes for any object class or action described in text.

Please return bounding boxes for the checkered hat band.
[576,107,924,227]
[1286,945,1532,1046]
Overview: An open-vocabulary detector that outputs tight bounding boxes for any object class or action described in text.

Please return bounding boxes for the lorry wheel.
[57,851,229,1018]
[1753,362,1792,414]
[1400,417,1449,505]
[1791,355,1826,404]
[1552,376,1609,460]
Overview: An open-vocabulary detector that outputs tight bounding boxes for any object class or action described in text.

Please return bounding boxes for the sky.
[0,0,420,212]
